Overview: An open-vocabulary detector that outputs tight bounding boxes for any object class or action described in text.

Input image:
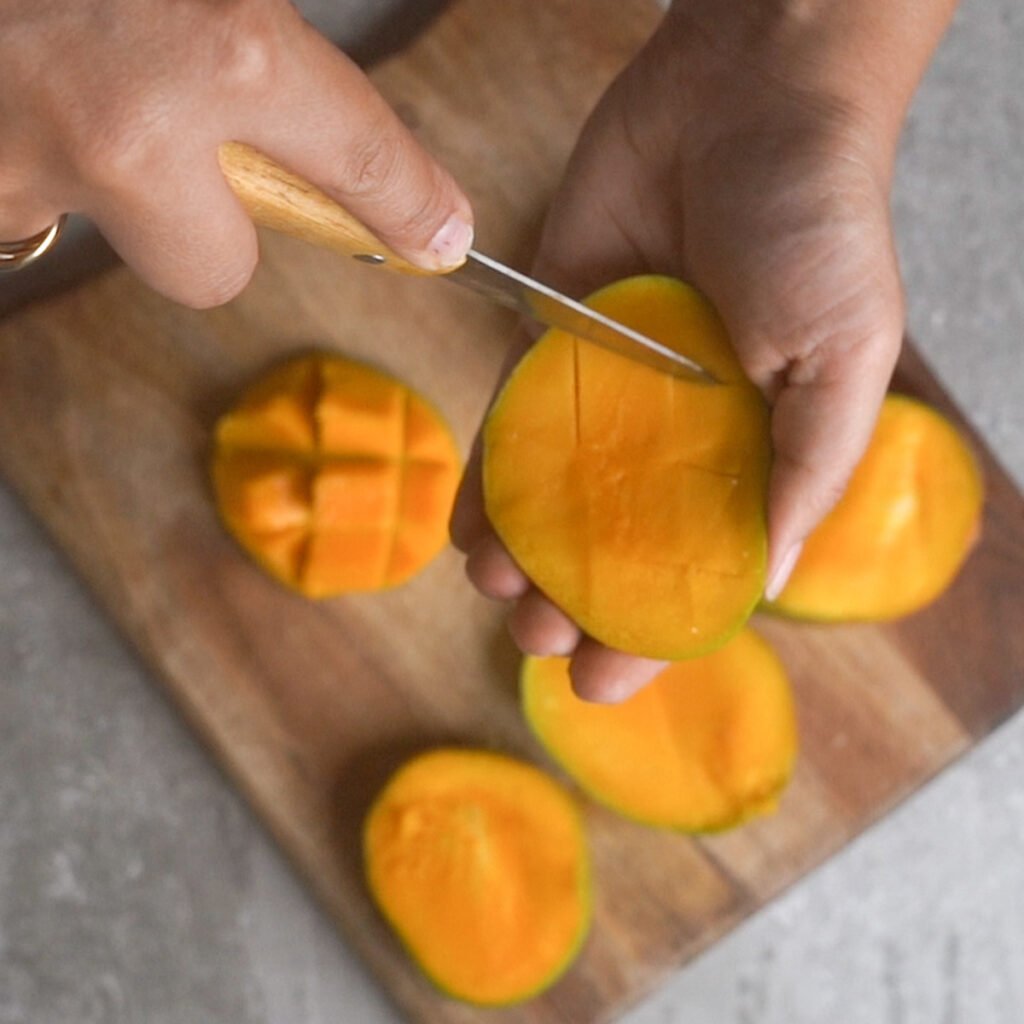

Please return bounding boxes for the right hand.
[0,0,473,306]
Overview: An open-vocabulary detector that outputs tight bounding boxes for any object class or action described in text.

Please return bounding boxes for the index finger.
[238,12,473,271]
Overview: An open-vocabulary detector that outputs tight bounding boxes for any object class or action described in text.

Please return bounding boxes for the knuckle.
[388,190,449,247]
[776,448,850,517]
[339,129,406,199]
[212,2,280,96]
[65,3,286,188]
[67,95,169,189]
[813,476,851,518]
[339,136,460,251]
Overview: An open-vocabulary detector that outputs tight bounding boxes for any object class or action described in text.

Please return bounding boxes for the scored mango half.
[484,275,771,659]
[211,353,461,597]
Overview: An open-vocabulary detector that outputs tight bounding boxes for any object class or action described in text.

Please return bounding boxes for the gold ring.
[0,215,69,273]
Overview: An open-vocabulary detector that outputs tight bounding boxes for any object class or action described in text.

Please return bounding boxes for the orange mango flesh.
[522,629,798,832]
[484,276,771,660]
[211,354,461,597]
[363,748,591,1006]
[769,394,984,621]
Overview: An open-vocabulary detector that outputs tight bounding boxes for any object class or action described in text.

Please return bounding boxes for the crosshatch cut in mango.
[211,353,461,597]
[522,628,798,832]
[767,393,984,621]
[484,275,772,660]
[363,748,592,1006]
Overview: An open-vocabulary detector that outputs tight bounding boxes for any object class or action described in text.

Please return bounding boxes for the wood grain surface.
[0,1,1022,1022]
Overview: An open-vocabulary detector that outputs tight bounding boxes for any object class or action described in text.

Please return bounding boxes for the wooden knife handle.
[218,141,429,275]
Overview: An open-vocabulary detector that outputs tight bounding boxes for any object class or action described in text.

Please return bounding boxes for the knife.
[218,143,716,384]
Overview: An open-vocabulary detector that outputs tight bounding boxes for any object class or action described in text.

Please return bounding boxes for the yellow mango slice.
[364,748,591,1006]
[522,629,798,832]
[769,394,983,620]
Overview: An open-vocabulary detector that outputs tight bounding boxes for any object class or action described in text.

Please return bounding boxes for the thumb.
[688,175,906,598]
[247,16,473,271]
[763,326,901,599]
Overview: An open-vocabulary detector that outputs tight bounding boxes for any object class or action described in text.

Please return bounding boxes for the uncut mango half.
[522,628,798,832]
[768,393,984,621]
[484,276,771,660]
[363,748,591,1006]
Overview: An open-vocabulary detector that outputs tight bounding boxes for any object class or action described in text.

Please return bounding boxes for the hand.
[452,0,954,702]
[0,0,472,306]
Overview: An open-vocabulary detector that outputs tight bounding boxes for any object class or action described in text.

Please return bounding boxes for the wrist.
[660,0,957,175]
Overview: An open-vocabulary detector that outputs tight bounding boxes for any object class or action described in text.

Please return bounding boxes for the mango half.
[211,353,461,597]
[522,628,798,832]
[768,393,983,621]
[484,276,771,659]
[363,748,591,1005]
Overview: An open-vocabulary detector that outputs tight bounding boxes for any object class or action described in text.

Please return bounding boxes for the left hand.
[451,3,937,702]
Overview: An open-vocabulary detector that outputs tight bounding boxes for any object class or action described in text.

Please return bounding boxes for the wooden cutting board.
[1,1,1022,1021]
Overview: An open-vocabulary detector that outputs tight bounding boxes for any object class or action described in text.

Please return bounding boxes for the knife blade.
[443,250,715,383]
[219,143,717,384]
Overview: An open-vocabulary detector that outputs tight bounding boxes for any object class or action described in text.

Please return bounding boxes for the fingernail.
[425,212,474,269]
[766,541,803,602]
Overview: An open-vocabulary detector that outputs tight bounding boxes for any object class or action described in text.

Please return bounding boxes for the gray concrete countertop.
[1,1,1021,1022]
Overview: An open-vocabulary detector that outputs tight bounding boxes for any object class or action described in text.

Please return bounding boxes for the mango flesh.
[769,394,984,621]
[211,353,461,597]
[484,276,771,660]
[522,628,798,832]
[363,748,591,1006]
